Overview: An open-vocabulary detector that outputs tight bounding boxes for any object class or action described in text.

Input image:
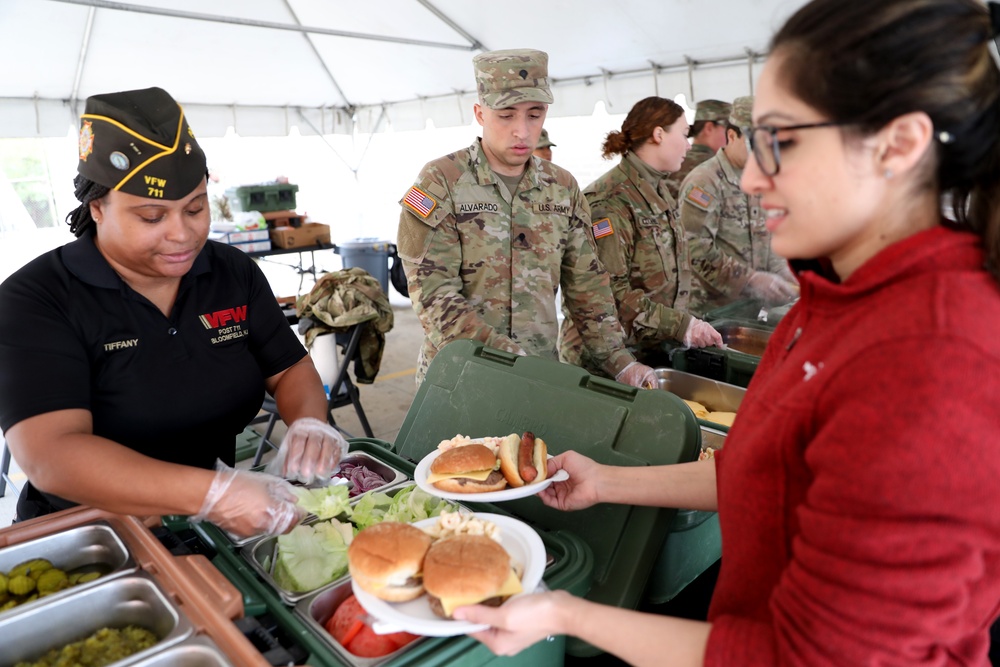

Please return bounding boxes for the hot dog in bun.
[347,522,433,602]
[498,432,547,488]
[427,444,507,493]
[422,534,523,618]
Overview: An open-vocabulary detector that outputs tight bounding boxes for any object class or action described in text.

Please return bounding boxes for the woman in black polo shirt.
[0,88,346,537]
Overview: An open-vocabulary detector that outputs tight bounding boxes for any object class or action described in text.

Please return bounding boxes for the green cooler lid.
[394,339,700,615]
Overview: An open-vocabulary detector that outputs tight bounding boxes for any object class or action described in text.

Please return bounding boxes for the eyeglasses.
[749,121,847,176]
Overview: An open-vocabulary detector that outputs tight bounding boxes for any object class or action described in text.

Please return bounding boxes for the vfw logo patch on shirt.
[200,305,249,344]
[592,218,614,239]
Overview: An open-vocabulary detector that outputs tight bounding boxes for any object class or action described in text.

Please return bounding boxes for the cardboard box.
[269,223,331,249]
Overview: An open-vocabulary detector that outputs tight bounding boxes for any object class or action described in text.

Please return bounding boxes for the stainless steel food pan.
[295,580,426,667]
[715,322,772,357]
[0,572,194,667]
[0,520,137,618]
[653,368,745,413]
[128,635,233,667]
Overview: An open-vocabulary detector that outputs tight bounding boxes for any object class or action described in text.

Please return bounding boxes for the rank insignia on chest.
[403,186,437,218]
[685,186,714,209]
[592,217,614,239]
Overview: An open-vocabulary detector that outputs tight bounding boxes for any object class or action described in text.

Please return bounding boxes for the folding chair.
[250,322,375,467]
[1,438,20,498]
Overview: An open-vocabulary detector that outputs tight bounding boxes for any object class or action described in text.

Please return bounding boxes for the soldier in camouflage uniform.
[679,96,798,317]
[533,128,555,161]
[665,99,732,200]
[397,49,656,388]
[559,97,723,371]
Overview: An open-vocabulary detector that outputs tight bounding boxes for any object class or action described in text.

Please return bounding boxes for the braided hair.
[65,174,109,238]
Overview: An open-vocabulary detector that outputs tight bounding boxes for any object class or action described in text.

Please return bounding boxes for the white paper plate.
[413,448,569,502]
[351,513,545,637]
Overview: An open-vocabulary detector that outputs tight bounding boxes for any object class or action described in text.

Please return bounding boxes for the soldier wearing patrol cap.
[678,95,798,316]
[396,49,657,388]
[665,99,732,200]
[533,128,556,161]
[0,87,347,532]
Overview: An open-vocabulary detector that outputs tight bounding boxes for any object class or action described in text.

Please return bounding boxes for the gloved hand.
[265,417,349,484]
[683,317,724,348]
[192,460,304,538]
[615,361,659,389]
[745,271,799,305]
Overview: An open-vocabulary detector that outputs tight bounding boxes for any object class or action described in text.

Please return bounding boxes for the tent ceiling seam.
[47,0,476,51]
[282,0,352,110]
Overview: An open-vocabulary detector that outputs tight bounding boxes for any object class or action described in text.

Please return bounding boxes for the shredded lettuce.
[292,484,352,520]
[273,519,353,592]
[383,485,460,524]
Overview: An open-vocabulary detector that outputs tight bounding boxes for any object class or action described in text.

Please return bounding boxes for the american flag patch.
[686,186,714,208]
[592,217,614,239]
[403,186,437,218]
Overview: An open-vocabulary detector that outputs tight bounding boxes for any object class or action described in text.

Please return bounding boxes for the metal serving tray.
[0,520,138,619]
[224,451,408,548]
[715,322,772,357]
[295,579,427,667]
[0,572,194,667]
[128,635,233,667]
[246,482,459,606]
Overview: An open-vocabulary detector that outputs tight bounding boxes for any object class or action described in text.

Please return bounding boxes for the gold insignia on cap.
[79,120,95,162]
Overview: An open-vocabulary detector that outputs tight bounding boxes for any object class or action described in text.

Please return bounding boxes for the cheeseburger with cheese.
[422,534,523,618]
[426,444,507,493]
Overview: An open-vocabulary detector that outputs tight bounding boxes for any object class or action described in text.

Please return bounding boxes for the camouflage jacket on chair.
[295,267,394,383]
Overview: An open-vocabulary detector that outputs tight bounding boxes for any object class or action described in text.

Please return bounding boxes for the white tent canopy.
[2,0,805,138]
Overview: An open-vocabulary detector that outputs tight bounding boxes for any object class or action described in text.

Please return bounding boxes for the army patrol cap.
[729,95,754,132]
[537,128,556,148]
[473,49,554,109]
[694,99,732,123]
[77,87,207,200]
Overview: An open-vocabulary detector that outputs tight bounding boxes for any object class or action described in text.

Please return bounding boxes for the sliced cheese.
[425,468,494,485]
[439,569,524,617]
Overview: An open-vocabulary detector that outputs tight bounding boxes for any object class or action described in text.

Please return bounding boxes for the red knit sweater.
[706,226,1000,666]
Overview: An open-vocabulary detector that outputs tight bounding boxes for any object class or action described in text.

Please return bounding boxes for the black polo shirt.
[0,233,306,511]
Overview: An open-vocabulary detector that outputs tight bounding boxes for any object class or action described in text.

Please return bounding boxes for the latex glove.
[192,460,304,538]
[265,417,349,484]
[682,317,724,348]
[745,271,799,305]
[615,361,658,389]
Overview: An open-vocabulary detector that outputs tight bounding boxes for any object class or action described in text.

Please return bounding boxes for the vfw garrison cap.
[77,87,207,200]
[473,48,554,109]
[729,96,754,131]
[694,99,733,123]
[537,128,556,148]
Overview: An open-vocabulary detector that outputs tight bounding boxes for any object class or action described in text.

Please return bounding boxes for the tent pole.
[70,6,96,117]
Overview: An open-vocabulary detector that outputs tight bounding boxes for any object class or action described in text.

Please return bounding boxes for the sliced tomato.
[346,625,420,657]
[324,595,365,646]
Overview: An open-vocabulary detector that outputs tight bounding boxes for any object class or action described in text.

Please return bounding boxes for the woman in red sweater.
[456,1,1000,665]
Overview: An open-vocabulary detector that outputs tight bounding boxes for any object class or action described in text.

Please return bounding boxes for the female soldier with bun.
[0,88,347,537]
[560,97,722,372]
[459,1,1000,664]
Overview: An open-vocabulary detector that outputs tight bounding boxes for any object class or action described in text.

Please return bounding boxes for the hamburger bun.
[347,522,433,602]
[423,534,519,618]
[428,444,507,493]
[497,433,548,488]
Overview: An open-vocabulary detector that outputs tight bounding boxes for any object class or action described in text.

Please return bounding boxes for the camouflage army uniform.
[397,138,634,384]
[665,144,716,201]
[678,149,788,316]
[560,152,694,371]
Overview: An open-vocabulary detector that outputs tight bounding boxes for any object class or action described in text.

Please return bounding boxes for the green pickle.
[8,558,54,580]
[13,625,159,667]
[7,574,35,596]
[0,559,106,614]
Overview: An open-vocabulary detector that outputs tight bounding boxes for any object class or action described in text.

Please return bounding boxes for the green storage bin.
[670,318,773,388]
[394,339,702,657]
[227,183,299,213]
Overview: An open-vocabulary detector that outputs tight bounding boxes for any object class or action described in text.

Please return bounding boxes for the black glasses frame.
[749,121,846,176]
